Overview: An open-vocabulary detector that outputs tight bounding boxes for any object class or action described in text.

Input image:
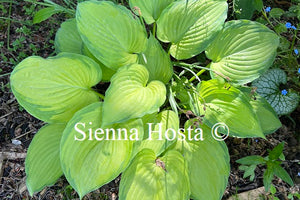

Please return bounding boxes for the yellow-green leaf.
[26,124,65,196]
[191,79,264,138]
[76,1,147,70]
[10,53,102,123]
[102,64,166,126]
[119,149,190,200]
[206,20,279,85]
[157,0,227,59]
[174,122,230,200]
[60,102,143,199]
[129,0,174,24]
[139,34,173,84]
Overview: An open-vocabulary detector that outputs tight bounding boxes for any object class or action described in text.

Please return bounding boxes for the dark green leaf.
[234,0,256,19]
[263,164,275,192]
[33,7,61,24]
[268,142,284,160]
[253,0,263,11]
[236,155,265,165]
[269,8,285,18]
[273,165,294,186]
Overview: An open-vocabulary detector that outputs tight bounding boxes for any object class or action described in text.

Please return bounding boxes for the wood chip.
[0,152,27,160]
[227,187,266,200]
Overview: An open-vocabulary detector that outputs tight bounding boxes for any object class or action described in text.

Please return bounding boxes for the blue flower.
[291,25,297,30]
[281,89,288,96]
[298,172,300,177]
[298,68,300,74]
[294,49,299,55]
[286,22,292,29]
[265,7,271,13]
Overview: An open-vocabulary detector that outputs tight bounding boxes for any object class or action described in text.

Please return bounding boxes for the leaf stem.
[189,69,206,82]
[152,22,157,37]
[95,92,105,100]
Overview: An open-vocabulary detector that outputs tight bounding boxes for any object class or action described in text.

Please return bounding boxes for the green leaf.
[138,34,173,84]
[82,45,116,82]
[242,165,257,181]
[10,53,102,123]
[274,23,287,34]
[269,8,285,18]
[241,87,281,135]
[234,0,256,19]
[173,122,230,200]
[54,18,83,54]
[273,165,294,186]
[33,7,62,24]
[129,0,174,24]
[76,1,147,70]
[157,0,227,60]
[102,64,166,126]
[206,20,279,85]
[26,124,65,196]
[191,79,264,138]
[252,68,300,115]
[119,149,190,200]
[60,102,143,199]
[268,142,284,160]
[264,163,275,192]
[270,184,277,194]
[236,155,265,165]
[138,110,179,156]
[253,0,263,11]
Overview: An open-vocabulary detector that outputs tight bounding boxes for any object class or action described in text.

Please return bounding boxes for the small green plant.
[237,142,294,192]
[10,0,288,199]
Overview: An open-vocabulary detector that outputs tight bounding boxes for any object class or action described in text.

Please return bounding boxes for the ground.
[0,0,299,200]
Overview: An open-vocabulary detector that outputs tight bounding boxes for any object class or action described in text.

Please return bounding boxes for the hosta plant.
[10,0,283,199]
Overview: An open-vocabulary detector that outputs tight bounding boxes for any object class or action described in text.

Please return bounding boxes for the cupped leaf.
[76,1,147,70]
[55,18,83,54]
[240,87,281,135]
[139,34,173,84]
[252,68,299,115]
[129,0,174,24]
[173,121,230,200]
[102,64,166,126]
[119,149,190,200]
[60,102,143,199]
[157,0,228,60]
[26,124,65,196]
[138,110,179,156]
[10,53,102,123]
[206,20,279,85]
[191,79,264,138]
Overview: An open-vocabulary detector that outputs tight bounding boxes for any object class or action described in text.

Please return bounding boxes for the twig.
[13,129,34,140]
[0,152,27,160]
[0,112,13,119]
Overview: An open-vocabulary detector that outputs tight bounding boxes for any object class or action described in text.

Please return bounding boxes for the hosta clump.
[10,0,283,199]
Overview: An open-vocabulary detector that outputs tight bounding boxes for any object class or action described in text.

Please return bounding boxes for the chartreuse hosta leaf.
[139,34,173,84]
[240,87,281,135]
[10,53,102,123]
[157,0,227,60]
[119,149,190,200]
[129,0,174,24]
[102,64,166,126]
[138,110,179,156]
[173,120,230,200]
[54,18,116,81]
[191,79,264,138]
[206,20,279,85]
[76,1,147,70]
[54,18,83,54]
[60,102,143,199]
[82,45,116,82]
[26,124,65,196]
[252,68,299,115]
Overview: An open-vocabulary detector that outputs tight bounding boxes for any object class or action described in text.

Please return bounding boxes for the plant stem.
[6,1,12,49]
[189,69,206,82]
[261,10,275,31]
[152,22,156,37]
[95,92,105,100]
[0,72,11,77]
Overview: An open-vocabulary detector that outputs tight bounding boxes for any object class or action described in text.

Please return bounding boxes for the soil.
[0,1,299,200]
